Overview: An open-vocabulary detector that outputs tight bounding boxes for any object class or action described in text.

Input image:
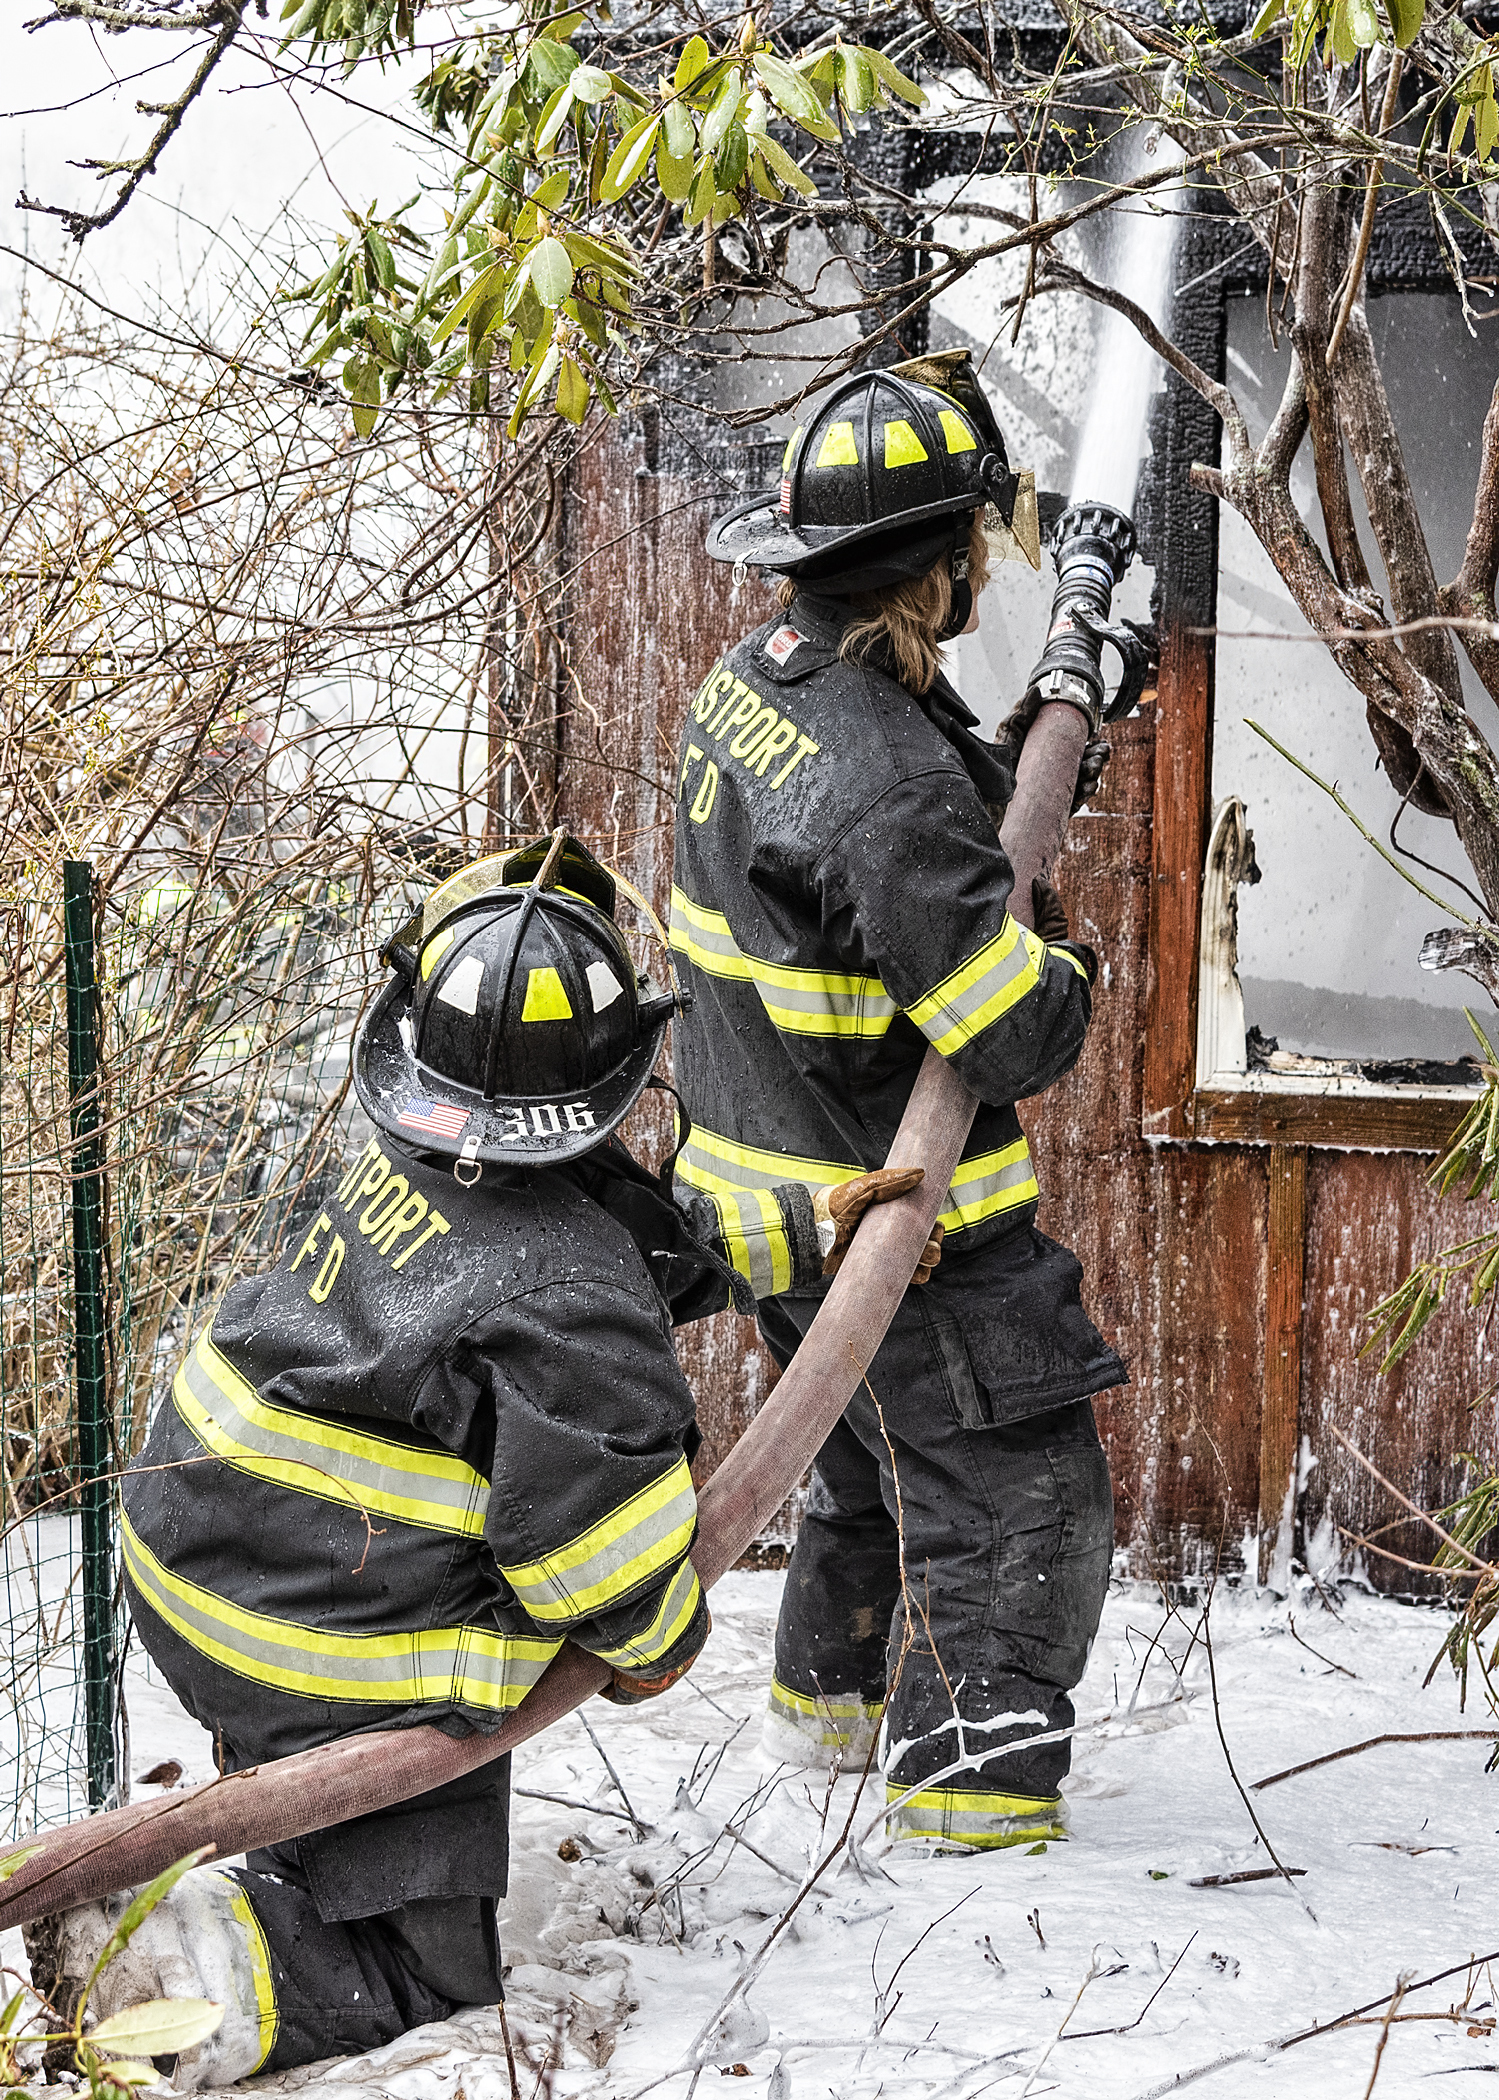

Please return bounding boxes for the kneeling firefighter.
[27,833,938,2085]
[672,352,1125,1851]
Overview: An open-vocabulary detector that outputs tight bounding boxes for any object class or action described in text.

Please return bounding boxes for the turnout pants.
[224,1847,502,2073]
[759,1254,1115,1851]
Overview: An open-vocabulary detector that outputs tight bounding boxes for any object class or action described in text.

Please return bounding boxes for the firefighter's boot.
[25,1869,276,2090]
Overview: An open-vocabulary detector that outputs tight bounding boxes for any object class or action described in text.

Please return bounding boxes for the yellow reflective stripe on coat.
[906,919,1046,1057]
[121,1513,558,1711]
[587,1560,703,1673]
[711,1187,792,1298]
[175,1328,490,1538]
[885,1782,1067,1849]
[499,1457,697,1625]
[678,1124,860,1197]
[226,1883,279,2071]
[1052,944,1090,982]
[936,1138,1039,1233]
[681,1123,1037,1238]
[670,888,899,1041]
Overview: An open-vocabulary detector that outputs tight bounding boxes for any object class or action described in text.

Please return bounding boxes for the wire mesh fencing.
[0,851,410,1839]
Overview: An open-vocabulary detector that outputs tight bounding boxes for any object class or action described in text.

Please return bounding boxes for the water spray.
[1023,501,1151,731]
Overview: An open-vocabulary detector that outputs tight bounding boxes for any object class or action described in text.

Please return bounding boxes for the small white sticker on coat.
[586,960,624,1012]
[435,953,484,1015]
[767,624,806,665]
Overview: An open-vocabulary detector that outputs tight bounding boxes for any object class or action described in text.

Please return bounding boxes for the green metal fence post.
[63,861,115,1810]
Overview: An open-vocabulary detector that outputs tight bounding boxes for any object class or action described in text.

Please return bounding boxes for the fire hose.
[0,507,1139,1934]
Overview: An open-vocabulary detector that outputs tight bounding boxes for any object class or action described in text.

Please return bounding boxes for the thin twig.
[1202,1610,1316,1921]
[1252,1729,1499,1791]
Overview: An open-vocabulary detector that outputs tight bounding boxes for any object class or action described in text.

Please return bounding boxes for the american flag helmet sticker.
[397,1097,470,1140]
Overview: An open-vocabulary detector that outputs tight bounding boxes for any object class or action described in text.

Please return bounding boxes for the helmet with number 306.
[354,831,681,1175]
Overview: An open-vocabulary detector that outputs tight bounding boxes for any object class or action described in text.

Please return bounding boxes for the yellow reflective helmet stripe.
[121,1514,558,1711]
[883,419,929,468]
[586,1559,703,1673]
[499,1457,697,1624]
[885,1782,1066,1848]
[905,918,1045,1057]
[175,1329,490,1538]
[670,889,898,1040]
[420,925,457,980]
[938,409,977,455]
[814,421,859,468]
[226,1883,279,2072]
[711,1187,792,1298]
[522,966,573,1021]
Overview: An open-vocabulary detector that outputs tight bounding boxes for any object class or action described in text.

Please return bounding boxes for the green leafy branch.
[277,4,925,437]
[1249,0,1499,166]
[0,1849,224,2100]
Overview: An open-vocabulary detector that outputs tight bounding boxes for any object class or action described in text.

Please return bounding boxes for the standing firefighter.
[27,833,934,2085]
[673,352,1124,1852]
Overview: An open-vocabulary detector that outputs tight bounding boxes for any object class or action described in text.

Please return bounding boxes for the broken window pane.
[1213,291,1499,1071]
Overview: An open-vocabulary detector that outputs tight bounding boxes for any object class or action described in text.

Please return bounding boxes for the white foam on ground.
[9,1571,1499,2098]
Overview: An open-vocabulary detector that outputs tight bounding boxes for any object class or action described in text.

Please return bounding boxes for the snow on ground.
[12,1570,1499,2099]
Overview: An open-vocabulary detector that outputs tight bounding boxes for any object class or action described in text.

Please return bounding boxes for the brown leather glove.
[598,1615,710,1704]
[995,692,1112,814]
[1031,874,1070,945]
[813,1168,944,1284]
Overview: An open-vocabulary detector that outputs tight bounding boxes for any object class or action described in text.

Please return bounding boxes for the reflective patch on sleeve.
[501,1458,698,1623]
[711,1186,792,1298]
[584,1560,704,1672]
[905,919,1045,1056]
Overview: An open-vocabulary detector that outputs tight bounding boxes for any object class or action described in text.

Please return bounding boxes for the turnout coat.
[671,589,1125,1416]
[123,1132,821,1921]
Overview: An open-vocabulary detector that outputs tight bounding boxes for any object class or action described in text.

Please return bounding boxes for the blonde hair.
[775,513,991,695]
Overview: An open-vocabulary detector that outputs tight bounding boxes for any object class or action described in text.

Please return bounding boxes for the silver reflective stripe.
[885,1784,1066,1849]
[937,1142,1038,1231]
[588,1559,703,1672]
[177,1330,490,1538]
[713,1188,791,1299]
[501,1457,698,1623]
[670,888,897,1040]
[122,1512,557,1712]
[908,924,1044,1057]
[769,1675,882,1751]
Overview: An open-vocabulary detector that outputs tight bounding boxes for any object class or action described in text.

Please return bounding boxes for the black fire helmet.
[704,350,1040,595]
[355,830,681,1177]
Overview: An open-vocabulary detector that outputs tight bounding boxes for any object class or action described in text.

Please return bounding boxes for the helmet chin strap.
[938,514,974,643]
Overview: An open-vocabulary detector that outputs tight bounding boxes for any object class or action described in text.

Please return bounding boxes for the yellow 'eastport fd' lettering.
[295,1140,453,1297]
[684,664,820,799]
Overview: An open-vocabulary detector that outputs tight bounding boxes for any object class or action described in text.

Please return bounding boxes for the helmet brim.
[354,976,669,1167]
[706,488,984,578]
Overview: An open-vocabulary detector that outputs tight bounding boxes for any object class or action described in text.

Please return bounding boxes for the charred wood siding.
[560,429,1480,1589]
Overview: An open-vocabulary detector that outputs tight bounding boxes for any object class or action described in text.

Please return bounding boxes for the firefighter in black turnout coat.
[674,352,1123,1851]
[28,834,933,2085]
